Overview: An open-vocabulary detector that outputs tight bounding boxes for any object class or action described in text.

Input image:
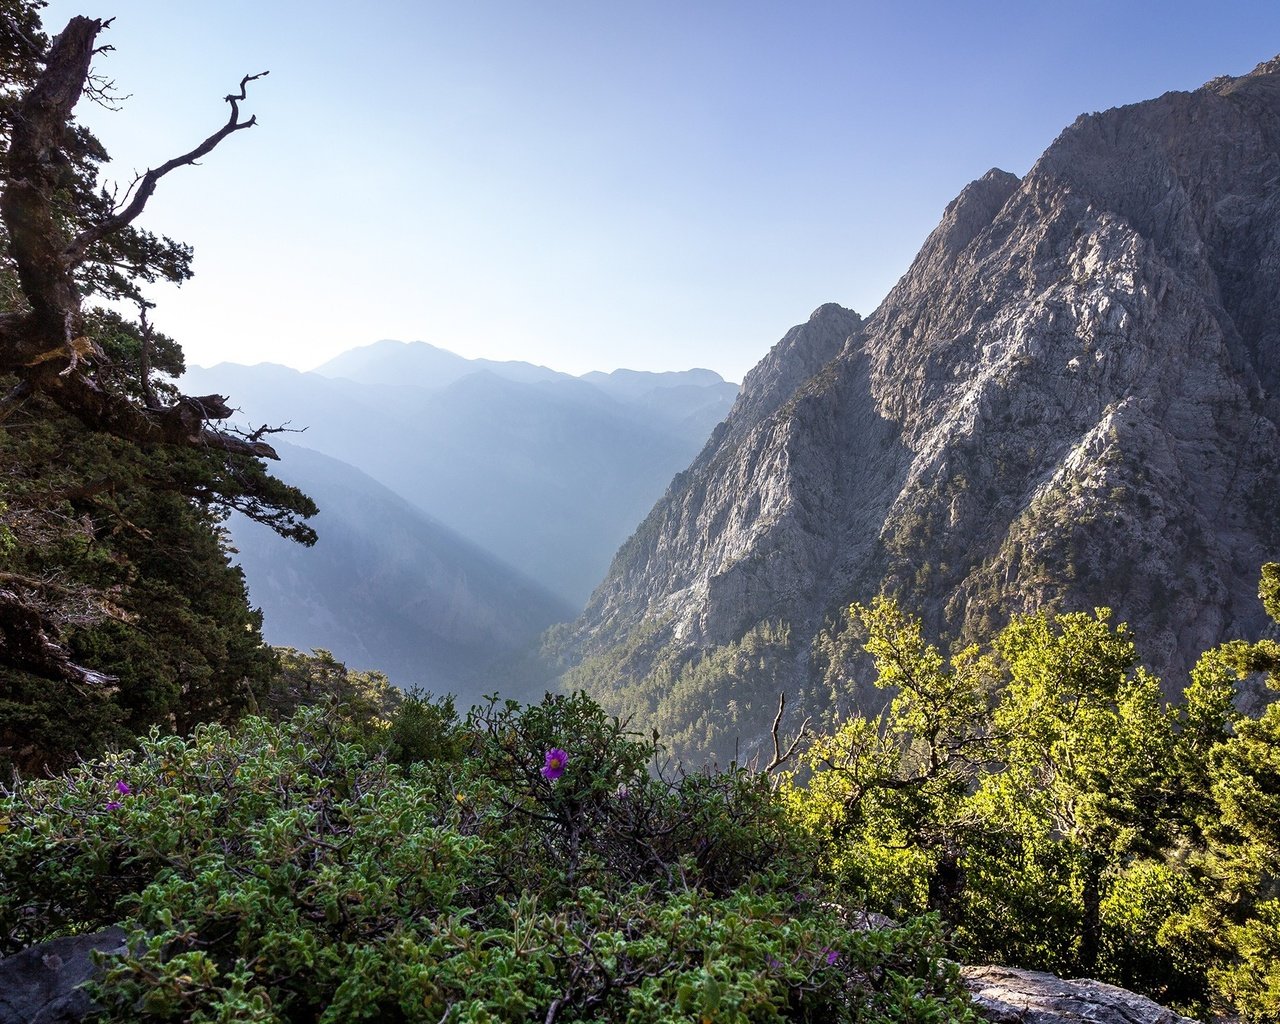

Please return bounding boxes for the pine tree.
[0,5,316,772]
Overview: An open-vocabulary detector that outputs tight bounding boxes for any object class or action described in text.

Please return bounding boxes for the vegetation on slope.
[0,692,975,1023]
[781,570,1280,1021]
[3,570,1278,1022]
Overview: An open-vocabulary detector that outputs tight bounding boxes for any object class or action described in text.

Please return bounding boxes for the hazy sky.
[38,0,1280,382]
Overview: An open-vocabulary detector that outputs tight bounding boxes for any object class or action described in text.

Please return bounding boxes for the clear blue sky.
[38,0,1280,382]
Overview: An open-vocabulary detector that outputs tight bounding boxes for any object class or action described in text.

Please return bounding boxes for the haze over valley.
[185,343,738,695]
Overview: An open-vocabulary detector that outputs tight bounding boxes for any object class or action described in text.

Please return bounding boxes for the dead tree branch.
[0,587,118,689]
[65,69,268,265]
[763,692,811,782]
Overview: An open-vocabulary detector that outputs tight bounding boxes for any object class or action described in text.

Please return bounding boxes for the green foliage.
[0,401,304,774]
[567,620,801,768]
[258,648,400,726]
[1213,900,1280,1022]
[1099,860,1204,1006]
[781,598,994,921]
[0,694,977,1023]
[975,608,1177,971]
[0,2,316,773]
[785,575,1280,1021]
[382,689,469,766]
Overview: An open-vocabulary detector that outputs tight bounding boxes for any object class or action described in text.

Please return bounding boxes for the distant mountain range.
[556,57,1280,764]
[230,441,573,702]
[185,343,738,686]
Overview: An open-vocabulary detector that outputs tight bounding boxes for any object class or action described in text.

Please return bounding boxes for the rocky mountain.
[228,441,573,702]
[560,57,1280,762]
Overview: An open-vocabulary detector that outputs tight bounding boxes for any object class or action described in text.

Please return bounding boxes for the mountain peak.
[560,53,1280,765]
[313,340,566,389]
[1211,53,1280,88]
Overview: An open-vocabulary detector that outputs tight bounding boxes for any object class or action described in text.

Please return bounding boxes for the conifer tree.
[0,4,316,771]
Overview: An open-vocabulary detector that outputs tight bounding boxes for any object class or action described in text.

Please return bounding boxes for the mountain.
[183,347,737,689]
[582,368,742,439]
[313,339,567,389]
[558,57,1280,763]
[228,441,573,702]
[187,355,737,607]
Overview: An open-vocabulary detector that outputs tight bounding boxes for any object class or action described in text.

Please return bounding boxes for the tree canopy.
[784,570,1280,1020]
[0,3,315,772]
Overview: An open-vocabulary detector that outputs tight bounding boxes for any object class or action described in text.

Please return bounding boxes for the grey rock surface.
[961,965,1198,1024]
[563,57,1280,762]
[0,927,127,1024]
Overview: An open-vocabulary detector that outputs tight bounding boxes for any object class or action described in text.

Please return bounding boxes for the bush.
[0,694,977,1023]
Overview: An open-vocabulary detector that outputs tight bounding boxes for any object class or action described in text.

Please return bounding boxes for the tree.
[783,597,995,920]
[0,5,316,771]
[973,609,1178,974]
[789,586,1279,1016]
[1168,565,1280,1021]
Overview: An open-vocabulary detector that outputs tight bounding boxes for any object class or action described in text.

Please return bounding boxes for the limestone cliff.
[561,58,1280,761]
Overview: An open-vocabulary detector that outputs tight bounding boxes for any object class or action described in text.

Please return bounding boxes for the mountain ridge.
[229,441,573,701]
[558,55,1280,762]
[186,346,739,607]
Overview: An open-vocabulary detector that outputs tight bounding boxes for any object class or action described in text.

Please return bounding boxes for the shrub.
[0,694,978,1023]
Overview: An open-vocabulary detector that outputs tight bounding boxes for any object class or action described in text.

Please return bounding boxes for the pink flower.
[541,748,568,781]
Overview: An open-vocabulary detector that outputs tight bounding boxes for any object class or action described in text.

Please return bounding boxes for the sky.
[36,0,1280,383]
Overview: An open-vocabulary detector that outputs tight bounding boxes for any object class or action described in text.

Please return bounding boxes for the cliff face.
[563,58,1280,758]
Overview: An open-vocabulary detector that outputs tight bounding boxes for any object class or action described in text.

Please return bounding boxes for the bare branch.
[65,69,269,266]
[763,692,811,781]
[0,379,34,423]
[83,68,126,110]
[225,70,268,117]
[0,586,119,689]
[201,428,279,460]
[245,420,306,443]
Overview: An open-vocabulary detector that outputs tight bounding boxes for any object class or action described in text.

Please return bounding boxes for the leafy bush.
[784,577,1280,1023]
[0,694,977,1023]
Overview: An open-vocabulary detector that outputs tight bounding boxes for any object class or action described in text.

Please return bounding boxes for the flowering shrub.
[0,694,977,1023]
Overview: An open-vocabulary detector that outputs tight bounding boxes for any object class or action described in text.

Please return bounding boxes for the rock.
[961,965,1198,1024]
[559,54,1280,765]
[0,927,127,1024]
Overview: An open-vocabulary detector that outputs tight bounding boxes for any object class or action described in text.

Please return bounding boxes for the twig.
[763,692,811,780]
[65,70,270,266]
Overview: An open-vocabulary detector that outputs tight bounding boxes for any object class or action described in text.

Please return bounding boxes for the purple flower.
[541,748,568,781]
[104,801,123,811]
[114,780,131,796]
[822,947,839,966]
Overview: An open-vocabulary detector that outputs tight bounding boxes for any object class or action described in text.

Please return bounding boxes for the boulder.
[961,964,1198,1024]
[0,927,127,1024]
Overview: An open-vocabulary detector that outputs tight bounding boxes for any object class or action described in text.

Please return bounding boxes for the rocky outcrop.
[562,57,1280,762]
[0,928,126,1024]
[961,965,1198,1024]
